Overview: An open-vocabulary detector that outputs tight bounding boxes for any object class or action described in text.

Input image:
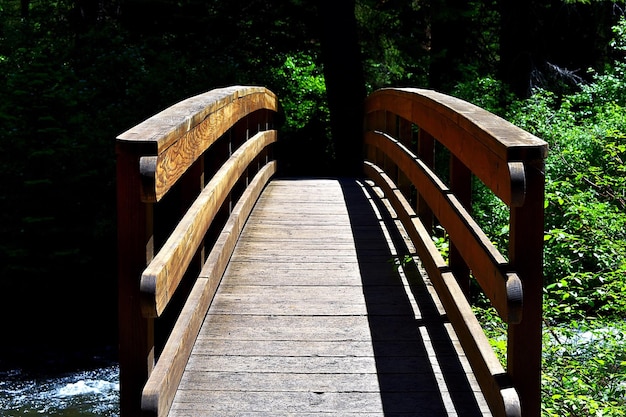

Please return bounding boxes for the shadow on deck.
[343,178,488,416]
[166,178,490,416]
[116,86,546,417]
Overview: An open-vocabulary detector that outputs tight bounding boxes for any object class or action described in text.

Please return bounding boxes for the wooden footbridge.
[116,86,547,417]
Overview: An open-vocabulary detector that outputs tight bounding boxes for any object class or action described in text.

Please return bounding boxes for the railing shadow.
[339,177,487,416]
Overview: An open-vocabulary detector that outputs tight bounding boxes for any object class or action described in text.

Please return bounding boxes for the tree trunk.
[316,0,366,176]
[429,0,474,92]
[499,1,545,98]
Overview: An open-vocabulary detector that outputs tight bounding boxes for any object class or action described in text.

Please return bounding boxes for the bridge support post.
[508,159,545,417]
[116,143,155,417]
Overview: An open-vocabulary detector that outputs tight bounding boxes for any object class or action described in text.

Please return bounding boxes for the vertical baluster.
[204,134,231,251]
[179,155,206,283]
[449,155,472,297]
[366,109,387,168]
[263,109,274,166]
[233,116,250,203]
[397,117,413,203]
[417,129,435,233]
[386,113,400,184]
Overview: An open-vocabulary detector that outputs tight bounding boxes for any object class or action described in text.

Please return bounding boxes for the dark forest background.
[1,0,624,371]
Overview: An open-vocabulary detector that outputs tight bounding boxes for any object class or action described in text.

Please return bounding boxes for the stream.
[0,365,119,417]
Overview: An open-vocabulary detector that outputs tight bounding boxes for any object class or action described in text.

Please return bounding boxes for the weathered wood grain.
[363,163,521,417]
[167,178,491,417]
[140,162,277,417]
[364,87,547,162]
[117,86,278,202]
[140,130,277,318]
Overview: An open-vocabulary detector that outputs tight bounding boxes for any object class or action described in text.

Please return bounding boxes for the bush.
[542,321,626,417]
[465,17,626,417]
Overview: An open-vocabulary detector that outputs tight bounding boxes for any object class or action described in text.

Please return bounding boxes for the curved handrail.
[365,88,546,206]
[364,88,547,417]
[118,86,278,202]
[140,130,277,318]
[116,86,279,417]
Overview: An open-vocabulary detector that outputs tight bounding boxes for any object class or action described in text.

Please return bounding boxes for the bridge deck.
[168,178,491,416]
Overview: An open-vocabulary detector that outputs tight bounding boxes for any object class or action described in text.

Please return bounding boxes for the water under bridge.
[116,86,547,417]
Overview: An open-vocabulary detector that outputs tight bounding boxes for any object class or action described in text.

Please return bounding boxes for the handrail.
[364,88,547,417]
[116,86,278,417]
[116,84,546,417]
[365,131,523,324]
[140,130,277,318]
[118,85,278,203]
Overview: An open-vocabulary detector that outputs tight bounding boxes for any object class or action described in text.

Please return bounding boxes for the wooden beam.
[365,88,546,207]
[507,159,545,417]
[116,142,155,417]
[364,161,522,417]
[141,162,277,417]
[365,132,522,324]
[117,86,278,202]
[140,130,277,318]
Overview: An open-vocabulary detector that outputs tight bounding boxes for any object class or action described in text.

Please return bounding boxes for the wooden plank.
[140,130,277,318]
[170,391,455,415]
[187,339,458,358]
[364,136,523,324]
[216,262,399,287]
[140,162,276,417]
[177,372,452,392]
[167,178,491,417]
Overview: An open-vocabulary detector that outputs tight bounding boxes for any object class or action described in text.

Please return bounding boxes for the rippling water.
[0,365,119,417]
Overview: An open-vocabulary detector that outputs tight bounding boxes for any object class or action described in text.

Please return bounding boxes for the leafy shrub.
[465,17,626,417]
[508,84,626,320]
[270,52,328,132]
[542,321,626,417]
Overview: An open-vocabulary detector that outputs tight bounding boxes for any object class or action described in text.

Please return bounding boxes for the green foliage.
[465,17,626,417]
[472,305,507,365]
[542,321,626,417]
[452,76,515,117]
[476,306,626,417]
[471,177,510,257]
[507,86,626,320]
[270,53,328,132]
[459,18,626,322]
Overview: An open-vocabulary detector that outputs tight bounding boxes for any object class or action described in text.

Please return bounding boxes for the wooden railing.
[116,85,546,417]
[116,86,279,417]
[363,88,547,417]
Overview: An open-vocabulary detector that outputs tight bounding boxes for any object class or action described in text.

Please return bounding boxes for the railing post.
[449,155,472,297]
[397,117,413,201]
[417,129,435,233]
[116,143,155,417]
[181,158,206,268]
[365,110,388,172]
[507,159,545,417]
